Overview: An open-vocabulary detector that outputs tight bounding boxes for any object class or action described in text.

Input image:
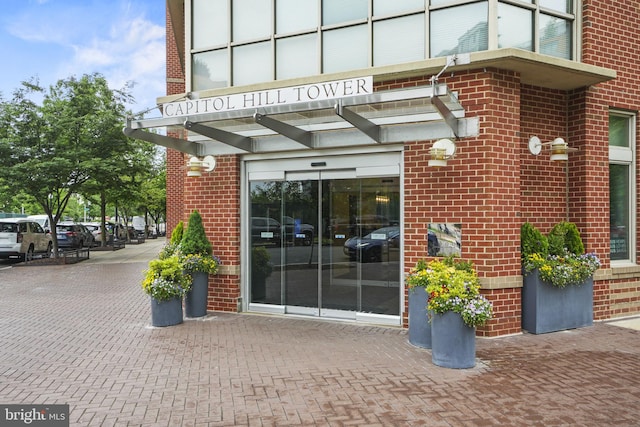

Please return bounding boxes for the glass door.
[282,174,320,315]
[249,172,400,318]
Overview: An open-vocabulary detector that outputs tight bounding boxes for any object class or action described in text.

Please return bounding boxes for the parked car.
[343,226,400,263]
[282,215,314,246]
[77,223,95,247]
[251,217,281,245]
[0,218,53,261]
[110,222,128,240]
[55,222,86,249]
[82,222,102,242]
[127,225,145,240]
[83,221,127,244]
[27,214,51,233]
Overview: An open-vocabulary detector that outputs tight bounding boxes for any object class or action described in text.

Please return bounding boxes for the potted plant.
[142,255,191,327]
[406,259,432,349]
[521,221,601,334]
[251,246,273,301]
[416,256,493,369]
[180,211,219,317]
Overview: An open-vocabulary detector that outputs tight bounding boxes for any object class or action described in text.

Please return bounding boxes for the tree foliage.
[0,74,136,253]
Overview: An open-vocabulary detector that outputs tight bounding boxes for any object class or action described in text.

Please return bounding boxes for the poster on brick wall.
[428,223,461,257]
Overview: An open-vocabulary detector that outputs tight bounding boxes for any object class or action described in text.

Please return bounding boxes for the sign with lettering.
[162,76,373,118]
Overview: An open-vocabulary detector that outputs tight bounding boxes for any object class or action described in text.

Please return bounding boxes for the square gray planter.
[522,269,593,334]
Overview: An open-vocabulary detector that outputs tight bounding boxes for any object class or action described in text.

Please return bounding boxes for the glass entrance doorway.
[249,172,400,320]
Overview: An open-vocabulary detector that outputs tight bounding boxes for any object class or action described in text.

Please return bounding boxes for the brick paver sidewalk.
[1,257,639,426]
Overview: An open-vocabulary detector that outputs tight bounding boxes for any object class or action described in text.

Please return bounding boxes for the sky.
[0,0,166,114]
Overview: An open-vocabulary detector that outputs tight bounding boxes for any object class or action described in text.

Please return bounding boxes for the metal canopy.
[124,84,478,155]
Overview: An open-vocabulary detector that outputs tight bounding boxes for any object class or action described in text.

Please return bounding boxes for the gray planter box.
[408,286,431,349]
[431,311,476,369]
[185,271,209,318]
[150,296,183,327]
[522,269,593,334]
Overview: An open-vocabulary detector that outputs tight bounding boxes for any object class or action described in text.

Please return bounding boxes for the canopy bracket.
[334,101,381,143]
[184,121,253,152]
[253,112,314,148]
[123,127,199,156]
[430,96,460,138]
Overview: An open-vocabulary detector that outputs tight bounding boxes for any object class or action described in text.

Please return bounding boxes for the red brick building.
[126,0,640,336]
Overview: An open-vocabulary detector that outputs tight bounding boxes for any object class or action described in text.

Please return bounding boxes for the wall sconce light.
[428,138,457,167]
[528,136,575,161]
[186,155,216,177]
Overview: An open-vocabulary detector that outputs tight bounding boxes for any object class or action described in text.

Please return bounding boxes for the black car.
[251,217,281,245]
[343,226,400,263]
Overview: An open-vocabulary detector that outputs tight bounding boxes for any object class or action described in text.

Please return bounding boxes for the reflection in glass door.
[249,173,400,318]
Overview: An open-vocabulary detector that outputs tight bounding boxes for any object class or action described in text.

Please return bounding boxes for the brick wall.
[165,7,185,238]
[183,155,241,312]
[396,69,523,336]
[582,0,640,319]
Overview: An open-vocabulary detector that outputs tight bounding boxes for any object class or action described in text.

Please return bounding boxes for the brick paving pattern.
[1,247,639,426]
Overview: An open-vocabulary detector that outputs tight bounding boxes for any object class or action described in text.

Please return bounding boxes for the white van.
[132,216,146,234]
[27,215,51,233]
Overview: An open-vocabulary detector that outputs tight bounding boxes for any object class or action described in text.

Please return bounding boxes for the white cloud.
[5,1,166,111]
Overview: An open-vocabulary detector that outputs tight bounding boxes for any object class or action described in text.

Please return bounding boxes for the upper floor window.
[189,0,578,90]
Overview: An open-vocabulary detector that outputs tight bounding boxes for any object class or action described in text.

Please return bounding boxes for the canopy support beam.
[430,96,460,138]
[254,112,314,148]
[335,101,381,143]
[123,127,199,156]
[184,121,254,152]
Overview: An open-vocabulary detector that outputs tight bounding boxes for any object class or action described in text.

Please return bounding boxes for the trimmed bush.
[521,222,549,259]
[548,221,584,256]
[181,210,212,256]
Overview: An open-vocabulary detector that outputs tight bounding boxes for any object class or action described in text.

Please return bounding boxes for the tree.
[138,153,167,232]
[0,74,133,254]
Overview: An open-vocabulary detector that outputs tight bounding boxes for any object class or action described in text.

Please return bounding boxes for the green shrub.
[158,221,185,259]
[548,221,584,256]
[522,220,597,288]
[520,222,549,259]
[142,256,191,301]
[170,221,184,245]
[181,210,213,256]
[251,246,273,280]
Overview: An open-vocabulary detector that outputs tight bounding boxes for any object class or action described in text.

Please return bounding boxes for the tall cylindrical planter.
[431,311,476,369]
[408,287,431,349]
[185,271,209,318]
[150,296,183,327]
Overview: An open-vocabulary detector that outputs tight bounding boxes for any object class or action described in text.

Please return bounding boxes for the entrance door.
[249,169,400,319]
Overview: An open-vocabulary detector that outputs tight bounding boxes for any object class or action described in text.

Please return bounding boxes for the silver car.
[0,219,53,261]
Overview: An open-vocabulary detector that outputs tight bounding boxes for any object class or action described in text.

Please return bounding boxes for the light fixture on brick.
[186,155,216,177]
[428,138,456,167]
[528,136,576,161]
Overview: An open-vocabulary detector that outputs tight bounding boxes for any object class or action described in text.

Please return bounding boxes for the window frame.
[186,0,580,91]
[609,109,637,265]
